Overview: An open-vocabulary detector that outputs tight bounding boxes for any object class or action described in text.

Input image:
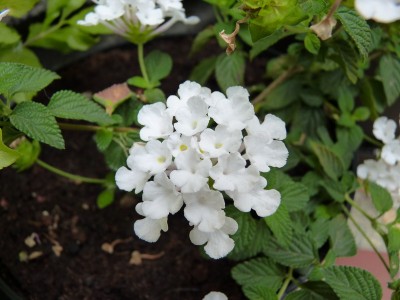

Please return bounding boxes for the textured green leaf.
[10,102,64,149]
[264,233,317,268]
[310,218,330,248]
[367,181,393,214]
[280,180,310,212]
[323,266,382,300]
[329,215,356,257]
[332,42,359,84]
[265,204,293,247]
[0,62,59,97]
[231,257,284,291]
[48,90,114,125]
[228,220,271,261]
[145,50,173,83]
[310,141,344,180]
[299,0,328,15]
[379,55,400,106]
[94,129,113,152]
[225,206,257,257]
[335,7,372,59]
[286,281,339,300]
[0,128,20,170]
[243,285,278,300]
[389,250,399,279]
[189,56,217,85]
[215,51,245,91]
[304,33,321,55]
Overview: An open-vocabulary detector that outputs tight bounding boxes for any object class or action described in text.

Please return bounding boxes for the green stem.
[363,133,383,147]
[58,122,138,133]
[342,204,391,274]
[277,267,293,299]
[344,193,375,222]
[36,159,106,185]
[137,43,150,84]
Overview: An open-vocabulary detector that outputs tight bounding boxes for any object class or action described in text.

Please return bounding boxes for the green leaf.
[264,233,317,268]
[48,90,114,125]
[352,107,370,121]
[338,86,354,113]
[286,281,339,300]
[265,203,293,247]
[304,33,321,55]
[0,47,41,67]
[329,215,356,257]
[323,266,382,300]
[145,50,173,83]
[13,139,40,171]
[388,226,400,253]
[0,128,20,170]
[231,257,284,291]
[94,129,113,152]
[310,141,345,180]
[280,180,310,212]
[389,250,399,279]
[189,56,217,85]
[143,88,165,103]
[335,7,372,59]
[367,181,393,214]
[127,76,153,89]
[263,78,302,110]
[190,27,215,56]
[104,140,131,171]
[0,62,59,98]
[0,23,21,45]
[332,41,359,84]
[215,51,245,91]
[243,285,278,300]
[10,102,64,149]
[0,0,39,17]
[97,189,115,209]
[379,55,400,106]
[299,0,328,16]
[310,218,330,248]
[336,126,364,152]
[225,206,257,257]
[250,28,293,59]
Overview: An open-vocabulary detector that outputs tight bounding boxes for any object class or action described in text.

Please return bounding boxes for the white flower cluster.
[355,0,400,23]
[115,81,288,259]
[78,0,199,39]
[357,117,400,200]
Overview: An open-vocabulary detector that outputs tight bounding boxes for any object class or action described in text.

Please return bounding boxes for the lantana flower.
[355,0,400,23]
[357,116,400,209]
[78,0,199,43]
[203,291,228,300]
[115,80,288,258]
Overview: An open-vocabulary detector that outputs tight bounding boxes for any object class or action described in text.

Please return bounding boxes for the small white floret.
[203,291,228,300]
[199,125,242,158]
[355,0,400,23]
[132,140,172,175]
[138,102,173,141]
[133,203,168,242]
[373,116,396,144]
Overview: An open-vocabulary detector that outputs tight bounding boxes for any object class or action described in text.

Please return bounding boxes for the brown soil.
[0,36,254,300]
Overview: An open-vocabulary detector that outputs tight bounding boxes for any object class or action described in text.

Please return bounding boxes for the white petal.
[138,102,173,141]
[203,292,228,300]
[133,216,168,242]
[115,166,150,193]
[373,116,396,144]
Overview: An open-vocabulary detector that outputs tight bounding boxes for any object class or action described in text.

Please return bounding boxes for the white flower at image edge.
[373,116,396,144]
[189,217,238,259]
[203,291,228,300]
[355,0,400,23]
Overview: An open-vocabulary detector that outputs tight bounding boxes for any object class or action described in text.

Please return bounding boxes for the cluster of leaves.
[189,0,400,299]
[0,0,108,67]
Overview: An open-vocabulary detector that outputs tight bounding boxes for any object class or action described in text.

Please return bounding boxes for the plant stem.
[58,122,138,133]
[137,43,150,84]
[252,66,303,109]
[24,20,65,47]
[363,133,383,147]
[344,193,375,222]
[36,159,106,184]
[277,267,293,299]
[342,204,390,273]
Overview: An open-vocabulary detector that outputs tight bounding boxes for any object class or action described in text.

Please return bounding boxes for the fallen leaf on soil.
[129,250,164,265]
[52,244,63,257]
